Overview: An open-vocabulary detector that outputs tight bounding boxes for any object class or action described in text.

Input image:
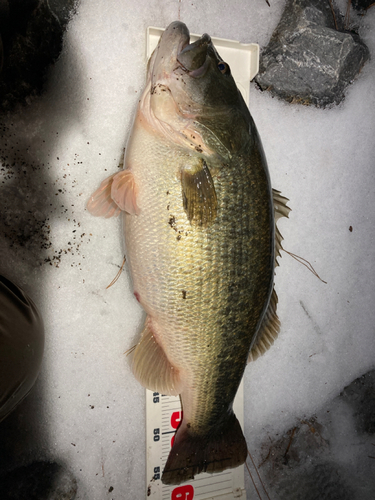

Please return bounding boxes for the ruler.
[144,26,259,500]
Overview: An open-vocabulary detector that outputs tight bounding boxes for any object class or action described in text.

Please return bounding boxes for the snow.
[0,0,374,498]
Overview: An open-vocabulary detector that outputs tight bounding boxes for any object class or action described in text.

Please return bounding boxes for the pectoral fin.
[87,170,139,218]
[111,170,139,215]
[181,158,217,227]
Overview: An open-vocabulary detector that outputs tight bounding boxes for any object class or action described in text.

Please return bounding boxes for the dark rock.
[260,418,329,469]
[0,461,77,500]
[340,369,375,435]
[277,462,354,500]
[0,0,78,111]
[256,369,375,500]
[352,0,375,12]
[255,0,370,107]
[48,0,78,26]
[257,418,354,500]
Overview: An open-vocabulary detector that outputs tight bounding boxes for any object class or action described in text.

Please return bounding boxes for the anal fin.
[131,317,181,396]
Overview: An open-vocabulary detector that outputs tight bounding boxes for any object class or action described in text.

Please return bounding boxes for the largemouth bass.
[88,21,290,485]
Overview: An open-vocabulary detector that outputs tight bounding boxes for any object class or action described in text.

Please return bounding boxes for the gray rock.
[255,0,370,107]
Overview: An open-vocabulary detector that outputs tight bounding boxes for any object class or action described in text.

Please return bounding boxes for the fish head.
[146,21,250,153]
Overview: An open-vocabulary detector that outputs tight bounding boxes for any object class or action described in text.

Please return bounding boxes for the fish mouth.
[151,22,211,83]
[177,33,211,78]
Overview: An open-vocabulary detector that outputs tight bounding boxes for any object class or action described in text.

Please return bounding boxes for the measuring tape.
[145,381,245,499]
[144,27,259,500]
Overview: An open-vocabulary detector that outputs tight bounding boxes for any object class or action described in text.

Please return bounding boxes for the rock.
[47,0,77,26]
[257,369,375,500]
[275,462,354,500]
[0,0,77,111]
[340,369,375,435]
[0,461,77,500]
[255,0,370,107]
[352,0,375,12]
[257,418,354,500]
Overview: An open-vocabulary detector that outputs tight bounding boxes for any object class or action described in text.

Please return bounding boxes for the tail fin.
[162,411,247,485]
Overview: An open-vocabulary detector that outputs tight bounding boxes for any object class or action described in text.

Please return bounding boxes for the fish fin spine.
[272,188,291,267]
[131,316,181,396]
[162,411,247,485]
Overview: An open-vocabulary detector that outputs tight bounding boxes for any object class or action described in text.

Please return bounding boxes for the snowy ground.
[0,0,374,499]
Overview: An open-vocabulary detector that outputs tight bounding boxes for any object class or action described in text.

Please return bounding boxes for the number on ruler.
[153,428,160,441]
[153,392,159,403]
[153,466,160,480]
[171,484,194,500]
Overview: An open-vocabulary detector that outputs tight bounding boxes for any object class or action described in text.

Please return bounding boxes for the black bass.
[88,21,290,485]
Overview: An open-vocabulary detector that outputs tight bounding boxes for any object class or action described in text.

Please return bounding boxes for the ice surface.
[0,0,374,499]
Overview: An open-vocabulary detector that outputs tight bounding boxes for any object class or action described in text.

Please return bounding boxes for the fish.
[87,21,290,485]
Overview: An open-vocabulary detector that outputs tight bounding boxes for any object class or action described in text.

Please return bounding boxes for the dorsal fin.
[272,189,291,266]
[248,189,290,362]
[131,317,182,396]
[248,288,280,362]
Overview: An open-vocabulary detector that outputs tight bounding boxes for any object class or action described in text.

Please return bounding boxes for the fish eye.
[218,61,230,75]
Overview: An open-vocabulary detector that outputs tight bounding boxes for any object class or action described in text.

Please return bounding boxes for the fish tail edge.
[161,411,247,485]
